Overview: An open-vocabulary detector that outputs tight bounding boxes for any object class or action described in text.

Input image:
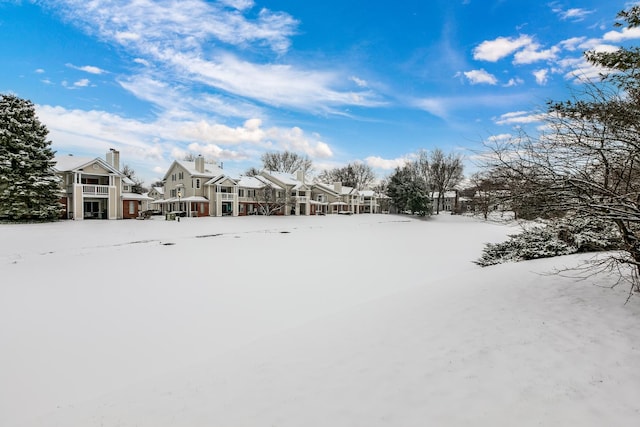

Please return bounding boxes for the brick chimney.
[195,154,205,173]
[106,148,120,171]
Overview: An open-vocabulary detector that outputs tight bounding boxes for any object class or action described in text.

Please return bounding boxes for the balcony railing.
[218,193,235,200]
[82,185,110,195]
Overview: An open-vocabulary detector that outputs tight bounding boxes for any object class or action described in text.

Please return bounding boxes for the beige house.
[54,153,121,219]
[53,149,149,220]
[155,156,223,217]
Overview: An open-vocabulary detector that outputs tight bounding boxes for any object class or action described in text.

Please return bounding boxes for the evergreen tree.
[0,94,60,221]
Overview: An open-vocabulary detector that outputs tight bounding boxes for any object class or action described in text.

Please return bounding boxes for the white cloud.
[265,127,333,158]
[513,45,559,64]
[603,27,640,42]
[494,111,545,125]
[67,64,107,74]
[503,78,524,87]
[186,142,247,161]
[74,78,90,87]
[218,0,254,10]
[559,37,587,51]
[35,68,45,74]
[365,155,410,170]
[463,69,498,85]
[533,69,549,85]
[179,118,266,145]
[473,35,533,62]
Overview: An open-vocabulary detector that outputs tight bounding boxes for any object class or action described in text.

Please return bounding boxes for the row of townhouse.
[53,150,384,220]
[149,155,383,217]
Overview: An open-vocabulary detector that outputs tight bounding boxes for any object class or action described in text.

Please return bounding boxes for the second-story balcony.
[82,184,110,196]
[217,193,236,200]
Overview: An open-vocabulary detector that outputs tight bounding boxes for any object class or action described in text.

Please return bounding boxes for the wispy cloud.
[494,110,545,125]
[66,63,107,74]
[46,0,381,114]
[551,6,594,22]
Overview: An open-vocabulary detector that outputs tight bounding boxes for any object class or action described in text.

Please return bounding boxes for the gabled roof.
[205,174,238,186]
[151,186,164,195]
[162,160,224,180]
[53,155,122,175]
[312,181,340,197]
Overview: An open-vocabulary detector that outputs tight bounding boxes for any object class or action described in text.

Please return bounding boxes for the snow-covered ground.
[1,214,639,426]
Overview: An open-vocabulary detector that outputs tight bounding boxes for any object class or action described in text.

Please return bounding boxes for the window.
[179,172,184,179]
[238,189,245,197]
[199,203,205,213]
[170,189,177,197]
[171,174,176,182]
[128,201,135,215]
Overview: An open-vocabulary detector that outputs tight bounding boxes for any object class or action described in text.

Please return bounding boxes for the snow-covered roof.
[180,196,209,202]
[152,186,164,195]
[265,171,298,185]
[359,190,376,197]
[175,160,223,178]
[237,175,283,190]
[121,192,153,201]
[53,155,121,175]
[123,177,135,185]
[312,182,340,196]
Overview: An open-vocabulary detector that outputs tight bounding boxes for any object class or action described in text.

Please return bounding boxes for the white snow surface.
[1,214,639,426]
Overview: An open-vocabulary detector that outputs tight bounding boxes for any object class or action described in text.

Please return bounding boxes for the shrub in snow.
[476,217,622,267]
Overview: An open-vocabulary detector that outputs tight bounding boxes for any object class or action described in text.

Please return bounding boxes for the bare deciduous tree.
[429,149,464,214]
[261,151,313,174]
[318,162,376,190]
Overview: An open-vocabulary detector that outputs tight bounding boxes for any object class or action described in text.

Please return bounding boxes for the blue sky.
[1,0,638,184]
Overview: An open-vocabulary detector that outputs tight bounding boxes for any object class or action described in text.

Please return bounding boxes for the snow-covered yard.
[1,214,639,426]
